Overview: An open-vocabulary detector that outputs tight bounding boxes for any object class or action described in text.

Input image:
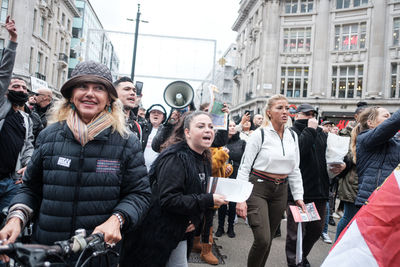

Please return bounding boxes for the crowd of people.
[0,17,399,267]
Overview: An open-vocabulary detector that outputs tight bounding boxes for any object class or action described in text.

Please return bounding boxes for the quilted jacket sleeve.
[359,108,400,150]
[11,129,45,213]
[113,135,151,232]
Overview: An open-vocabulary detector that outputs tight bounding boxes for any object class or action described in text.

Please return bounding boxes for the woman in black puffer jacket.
[215,121,246,238]
[0,61,151,266]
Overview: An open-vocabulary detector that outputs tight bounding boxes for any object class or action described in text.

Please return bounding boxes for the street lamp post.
[131,4,141,81]
[128,4,148,81]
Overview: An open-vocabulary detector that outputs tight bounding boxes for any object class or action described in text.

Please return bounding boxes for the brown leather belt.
[251,169,288,184]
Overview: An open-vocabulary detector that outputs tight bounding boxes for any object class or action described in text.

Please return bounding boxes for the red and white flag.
[322,165,400,267]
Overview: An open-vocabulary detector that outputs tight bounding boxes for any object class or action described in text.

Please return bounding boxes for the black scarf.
[7,90,29,107]
[293,119,309,132]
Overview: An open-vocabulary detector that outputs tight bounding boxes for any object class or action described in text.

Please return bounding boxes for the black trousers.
[217,201,237,229]
[194,209,215,243]
[285,199,327,266]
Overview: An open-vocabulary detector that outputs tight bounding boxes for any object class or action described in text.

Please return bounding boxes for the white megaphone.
[163,81,194,109]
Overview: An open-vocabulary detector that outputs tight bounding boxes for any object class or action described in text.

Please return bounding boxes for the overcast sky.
[90,0,239,109]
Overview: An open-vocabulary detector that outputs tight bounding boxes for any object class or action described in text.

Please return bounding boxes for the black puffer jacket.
[120,141,214,267]
[11,122,152,245]
[290,120,329,201]
[226,132,246,178]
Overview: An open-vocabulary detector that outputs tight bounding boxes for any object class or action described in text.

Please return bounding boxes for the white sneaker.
[321,233,332,244]
[332,212,341,219]
[337,211,344,217]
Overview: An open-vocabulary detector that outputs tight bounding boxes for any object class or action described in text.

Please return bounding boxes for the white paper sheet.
[207,177,253,203]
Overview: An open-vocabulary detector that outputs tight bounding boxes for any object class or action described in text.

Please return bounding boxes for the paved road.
[189,216,338,267]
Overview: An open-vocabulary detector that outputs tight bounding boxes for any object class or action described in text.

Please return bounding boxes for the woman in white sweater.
[236,94,305,267]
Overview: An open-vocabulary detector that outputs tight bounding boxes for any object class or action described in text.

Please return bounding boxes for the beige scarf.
[66,109,114,146]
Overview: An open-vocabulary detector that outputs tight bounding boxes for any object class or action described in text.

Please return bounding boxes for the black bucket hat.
[60,61,117,100]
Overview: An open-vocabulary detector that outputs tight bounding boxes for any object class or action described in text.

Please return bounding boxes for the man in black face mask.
[285,104,345,267]
[0,17,34,213]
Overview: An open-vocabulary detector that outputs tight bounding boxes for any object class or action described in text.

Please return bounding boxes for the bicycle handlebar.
[0,232,107,266]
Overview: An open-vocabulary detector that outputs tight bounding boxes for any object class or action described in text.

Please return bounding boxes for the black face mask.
[7,90,29,107]
[296,119,309,125]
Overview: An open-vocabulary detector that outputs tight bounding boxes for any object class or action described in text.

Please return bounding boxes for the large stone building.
[69,0,119,80]
[231,0,400,123]
[0,0,79,96]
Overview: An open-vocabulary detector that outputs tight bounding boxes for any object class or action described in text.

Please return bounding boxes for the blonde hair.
[350,106,381,163]
[261,94,288,127]
[48,98,129,138]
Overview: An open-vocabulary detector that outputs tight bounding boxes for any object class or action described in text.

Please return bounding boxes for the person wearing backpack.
[236,94,305,267]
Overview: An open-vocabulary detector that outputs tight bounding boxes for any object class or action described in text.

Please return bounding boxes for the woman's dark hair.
[160,111,212,160]
[160,112,191,151]
[183,111,211,130]
[199,102,210,111]
[355,101,368,115]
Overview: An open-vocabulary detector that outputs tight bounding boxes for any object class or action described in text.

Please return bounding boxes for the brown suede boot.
[192,236,202,253]
[200,243,219,265]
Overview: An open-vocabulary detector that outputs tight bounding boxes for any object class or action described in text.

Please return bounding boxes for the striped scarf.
[66,109,114,146]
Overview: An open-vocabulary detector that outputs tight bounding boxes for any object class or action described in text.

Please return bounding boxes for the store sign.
[288,104,297,117]
[336,120,350,130]
[30,77,48,93]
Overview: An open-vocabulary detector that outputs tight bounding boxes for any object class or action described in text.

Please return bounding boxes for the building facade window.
[37,52,42,74]
[61,13,65,26]
[33,9,37,33]
[72,27,81,38]
[334,22,366,50]
[0,38,4,59]
[0,0,8,23]
[249,72,254,97]
[331,65,363,98]
[39,17,45,38]
[391,62,400,97]
[393,18,400,46]
[29,48,34,73]
[44,56,48,76]
[60,37,64,53]
[52,63,56,84]
[336,0,368,9]
[47,23,51,41]
[280,66,309,98]
[285,0,313,14]
[283,27,311,52]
